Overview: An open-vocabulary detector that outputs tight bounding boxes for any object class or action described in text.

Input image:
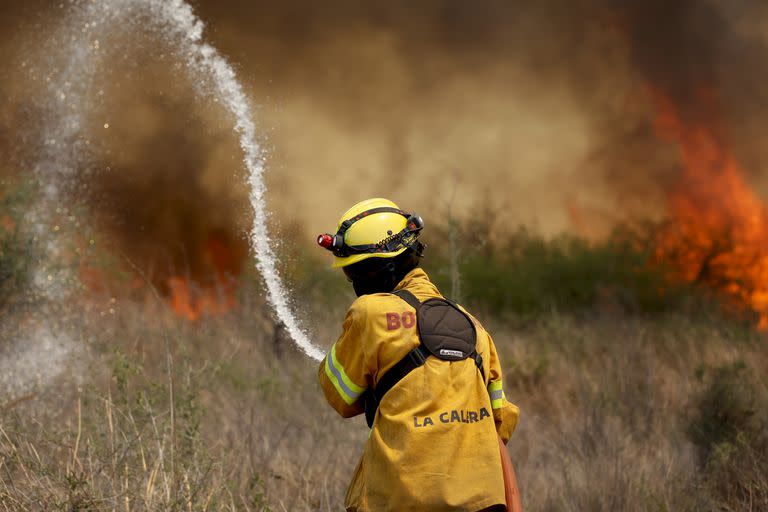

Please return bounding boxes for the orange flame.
[167,276,237,321]
[166,232,242,321]
[652,88,768,327]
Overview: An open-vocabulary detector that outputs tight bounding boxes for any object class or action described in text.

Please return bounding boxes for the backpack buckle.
[408,346,427,366]
[472,352,485,381]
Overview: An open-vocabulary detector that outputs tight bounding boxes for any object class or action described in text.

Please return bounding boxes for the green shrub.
[425,225,701,318]
[688,362,764,455]
[688,361,768,509]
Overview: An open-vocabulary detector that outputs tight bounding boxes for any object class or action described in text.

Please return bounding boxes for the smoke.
[3,0,768,286]
[608,0,768,194]
[87,76,250,287]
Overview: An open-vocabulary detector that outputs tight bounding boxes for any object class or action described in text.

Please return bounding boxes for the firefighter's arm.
[486,333,520,444]
[318,301,371,418]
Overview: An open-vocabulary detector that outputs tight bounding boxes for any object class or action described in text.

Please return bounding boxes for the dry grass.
[1,287,766,511]
[501,313,767,511]
[0,285,365,511]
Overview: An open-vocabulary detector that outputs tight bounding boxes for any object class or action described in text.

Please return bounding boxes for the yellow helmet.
[317,198,424,268]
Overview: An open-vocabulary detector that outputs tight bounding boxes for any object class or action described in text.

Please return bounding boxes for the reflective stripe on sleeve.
[324,344,366,405]
[488,380,505,410]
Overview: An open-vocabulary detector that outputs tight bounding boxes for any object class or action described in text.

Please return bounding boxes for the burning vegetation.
[166,232,243,321]
[652,88,768,328]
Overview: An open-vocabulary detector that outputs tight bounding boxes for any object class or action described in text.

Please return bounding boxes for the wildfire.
[167,275,237,321]
[166,232,242,321]
[652,88,768,327]
[75,223,243,321]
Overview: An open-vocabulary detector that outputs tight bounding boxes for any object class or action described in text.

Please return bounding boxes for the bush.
[425,225,701,318]
[688,361,768,509]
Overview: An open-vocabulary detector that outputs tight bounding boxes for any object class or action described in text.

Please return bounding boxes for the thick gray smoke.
[2,0,768,279]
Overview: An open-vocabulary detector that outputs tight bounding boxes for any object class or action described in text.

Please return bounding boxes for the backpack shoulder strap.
[392,289,420,309]
[363,290,422,428]
[373,345,429,404]
[364,345,429,428]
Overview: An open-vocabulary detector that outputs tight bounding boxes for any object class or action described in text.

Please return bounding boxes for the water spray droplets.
[39,0,324,361]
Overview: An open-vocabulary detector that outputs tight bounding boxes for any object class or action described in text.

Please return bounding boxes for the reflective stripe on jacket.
[318,268,520,512]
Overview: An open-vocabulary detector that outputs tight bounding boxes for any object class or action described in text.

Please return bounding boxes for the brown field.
[1,264,766,511]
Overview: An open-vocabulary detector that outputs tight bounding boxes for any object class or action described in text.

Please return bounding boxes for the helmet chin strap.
[405,240,426,258]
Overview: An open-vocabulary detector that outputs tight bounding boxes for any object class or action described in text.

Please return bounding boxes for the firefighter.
[317,198,520,512]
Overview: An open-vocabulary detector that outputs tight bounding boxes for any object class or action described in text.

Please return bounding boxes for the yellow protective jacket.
[318,268,520,512]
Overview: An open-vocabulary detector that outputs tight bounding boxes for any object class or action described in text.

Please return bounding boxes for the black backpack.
[363,289,486,428]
